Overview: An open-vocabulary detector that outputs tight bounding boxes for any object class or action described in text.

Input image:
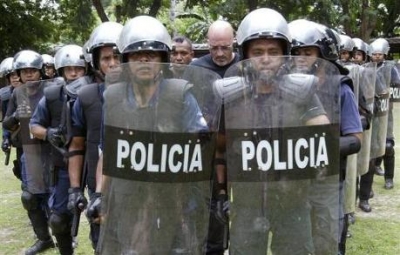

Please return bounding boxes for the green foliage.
[0,0,58,59]
[0,0,399,67]
[55,0,98,45]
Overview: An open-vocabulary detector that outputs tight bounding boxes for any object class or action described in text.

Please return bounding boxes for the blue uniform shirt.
[30,96,52,128]
[340,83,363,135]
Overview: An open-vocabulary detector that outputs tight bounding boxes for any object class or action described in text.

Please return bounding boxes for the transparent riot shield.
[343,64,360,214]
[98,63,222,255]
[389,62,400,102]
[15,80,52,194]
[370,62,392,159]
[221,56,340,255]
[357,62,376,175]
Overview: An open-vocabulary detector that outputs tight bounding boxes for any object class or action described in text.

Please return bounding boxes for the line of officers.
[0,7,399,255]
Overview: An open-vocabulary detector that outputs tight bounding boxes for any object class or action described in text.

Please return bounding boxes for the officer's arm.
[305,114,330,126]
[68,100,86,188]
[96,152,104,193]
[2,95,19,131]
[340,133,362,156]
[68,136,85,188]
[29,98,49,140]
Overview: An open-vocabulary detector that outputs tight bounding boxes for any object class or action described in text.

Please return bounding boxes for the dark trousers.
[359,159,376,201]
[375,142,395,180]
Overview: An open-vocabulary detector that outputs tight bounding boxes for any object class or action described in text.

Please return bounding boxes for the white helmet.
[0,57,15,78]
[369,38,390,55]
[352,38,368,55]
[54,44,86,73]
[117,15,171,62]
[339,34,355,52]
[88,21,123,69]
[13,50,43,71]
[289,20,339,61]
[42,54,55,67]
[237,8,291,57]
[82,40,93,64]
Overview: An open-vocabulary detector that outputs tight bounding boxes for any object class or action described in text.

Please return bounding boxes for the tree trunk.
[246,0,258,11]
[149,0,162,17]
[360,0,376,41]
[92,0,109,22]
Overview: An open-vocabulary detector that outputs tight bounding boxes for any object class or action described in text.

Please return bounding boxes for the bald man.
[190,20,240,77]
[189,20,240,255]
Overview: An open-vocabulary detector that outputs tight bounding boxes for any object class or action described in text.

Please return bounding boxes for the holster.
[50,166,60,187]
[12,159,22,180]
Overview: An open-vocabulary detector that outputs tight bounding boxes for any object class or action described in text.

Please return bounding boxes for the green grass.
[1,105,400,254]
[0,152,93,255]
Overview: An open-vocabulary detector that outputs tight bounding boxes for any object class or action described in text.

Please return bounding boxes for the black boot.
[25,238,55,255]
[359,200,372,212]
[54,233,74,255]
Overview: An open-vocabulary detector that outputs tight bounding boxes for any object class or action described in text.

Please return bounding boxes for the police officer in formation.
[371,39,400,188]
[41,54,57,79]
[2,50,56,254]
[68,21,123,253]
[289,19,363,254]
[91,15,213,254]
[359,38,400,212]
[1,57,22,180]
[28,44,89,254]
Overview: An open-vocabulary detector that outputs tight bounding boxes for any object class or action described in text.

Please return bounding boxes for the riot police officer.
[352,38,369,65]
[359,38,399,212]
[2,50,55,255]
[371,38,400,188]
[0,57,22,179]
[42,54,56,79]
[289,19,363,255]
[224,9,332,255]
[29,44,88,255]
[67,21,123,253]
[339,34,355,64]
[91,15,215,254]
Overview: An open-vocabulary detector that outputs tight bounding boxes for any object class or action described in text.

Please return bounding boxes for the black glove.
[46,127,66,148]
[215,193,229,224]
[67,187,88,213]
[1,138,10,153]
[87,192,102,223]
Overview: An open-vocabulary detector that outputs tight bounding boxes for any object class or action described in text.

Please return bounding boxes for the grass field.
[1,105,400,255]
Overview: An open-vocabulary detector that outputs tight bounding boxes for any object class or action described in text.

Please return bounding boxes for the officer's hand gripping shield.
[370,62,392,159]
[16,80,53,194]
[343,63,361,214]
[357,62,377,175]
[221,56,341,255]
[98,62,222,255]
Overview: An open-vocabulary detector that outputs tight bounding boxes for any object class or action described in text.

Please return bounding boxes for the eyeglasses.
[209,45,233,53]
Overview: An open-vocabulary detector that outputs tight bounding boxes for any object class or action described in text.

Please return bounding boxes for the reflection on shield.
[357,62,376,175]
[370,62,392,159]
[16,81,52,194]
[98,63,221,254]
[223,56,340,254]
[343,63,360,215]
